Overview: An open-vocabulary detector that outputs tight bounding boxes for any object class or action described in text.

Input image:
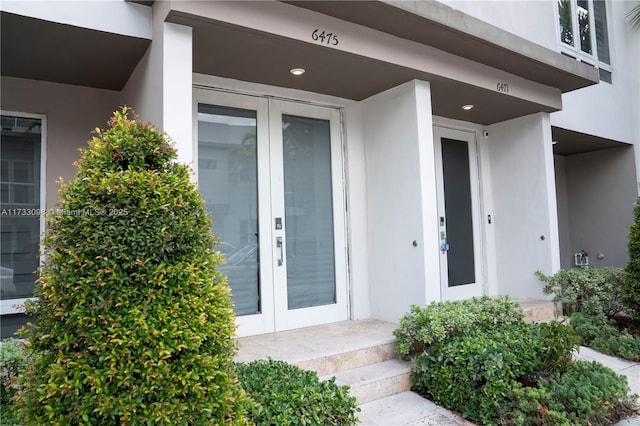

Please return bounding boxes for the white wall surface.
[562,147,637,268]
[551,1,638,146]
[121,2,167,129]
[121,3,193,166]
[0,77,120,210]
[554,155,573,269]
[343,102,371,320]
[362,80,439,323]
[1,0,151,39]
[437,0,558,51]
[162,23,193,167]
[487,113,558,299]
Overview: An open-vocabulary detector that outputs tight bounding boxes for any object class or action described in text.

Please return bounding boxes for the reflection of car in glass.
[215,242,236,259]
[218,243,259,316]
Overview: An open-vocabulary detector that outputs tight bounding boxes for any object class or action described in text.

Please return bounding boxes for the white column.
[362,80,437,323]
[162,22,193,167]
[487,113,558,299]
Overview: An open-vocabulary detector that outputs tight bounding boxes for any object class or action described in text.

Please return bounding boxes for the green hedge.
[393,296,524,359]
[411,322,579,425]
[15,108,252,425]
[397,298,636,425]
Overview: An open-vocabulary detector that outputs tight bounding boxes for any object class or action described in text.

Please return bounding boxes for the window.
[0,112,45,338]
[557,0,612,82]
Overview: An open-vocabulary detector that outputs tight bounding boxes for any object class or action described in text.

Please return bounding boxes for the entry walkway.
[234,301,639,425]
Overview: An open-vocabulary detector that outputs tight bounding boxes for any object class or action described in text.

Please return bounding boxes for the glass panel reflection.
[198,104,260,316]
[0,115,41,301]
[558,0,575,46]
[282,115,336,309]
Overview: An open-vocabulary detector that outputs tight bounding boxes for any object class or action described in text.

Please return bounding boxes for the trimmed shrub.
[394,296,524,359]
[537,266,626,318]
[16,108,252,425]
[625,197,640,321]
[235,359,360,426]
[411,322,578,425]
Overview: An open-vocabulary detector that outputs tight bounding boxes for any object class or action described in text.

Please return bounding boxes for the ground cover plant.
[1,338,30,425]
[235,359,360,426]
[537,267,640,362]
[396,297,637,425]
[14,108,252,425]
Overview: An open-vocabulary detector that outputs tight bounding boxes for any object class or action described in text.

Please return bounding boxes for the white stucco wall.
[437,0,558,51]
[121,2,193,166]
[551,1,638,146]
[0,77,120,210]
[362,80,438,323]
[342,102,371,320]
[561,146,637,268]
[0,0,151,39]
[487,113,558,299]
[554,155,573,269]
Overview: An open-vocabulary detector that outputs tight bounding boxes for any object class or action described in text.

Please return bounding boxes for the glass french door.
[433,127,483,301]
[195,90,348,336]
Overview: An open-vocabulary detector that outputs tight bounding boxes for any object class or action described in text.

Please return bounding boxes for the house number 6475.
[312,29,339,46]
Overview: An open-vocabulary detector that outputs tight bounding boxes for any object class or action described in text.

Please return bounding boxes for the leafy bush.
[1,339,30,425]
[16,108,252,425]
[536,266,626,318]
[625,197,640,321]
[536,321,581,373]
[394,296,524,359]
[411,322,578,425]
[235,359,360,426]
[571,312,640,361]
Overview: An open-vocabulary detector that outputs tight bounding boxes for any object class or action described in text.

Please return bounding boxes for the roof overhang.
[552,127,631,156]
[284,0,598,94]
[0,11,150,91]
[2,1,600,126]
[166,0,597,125]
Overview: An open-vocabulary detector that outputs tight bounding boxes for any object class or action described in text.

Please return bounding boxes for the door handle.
[276,236,283,266]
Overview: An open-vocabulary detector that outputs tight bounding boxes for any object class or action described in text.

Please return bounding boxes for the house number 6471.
[497,82,509,93]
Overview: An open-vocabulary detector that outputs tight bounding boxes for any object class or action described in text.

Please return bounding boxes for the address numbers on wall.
[312,29,339,46]
[496,82,510,93]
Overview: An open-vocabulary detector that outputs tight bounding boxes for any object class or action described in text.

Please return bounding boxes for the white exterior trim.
[1,0,152,39]
[0,110,47,316]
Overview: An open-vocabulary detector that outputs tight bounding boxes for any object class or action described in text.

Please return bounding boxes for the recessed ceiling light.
[461,104,474,111]
[290,68,306,76]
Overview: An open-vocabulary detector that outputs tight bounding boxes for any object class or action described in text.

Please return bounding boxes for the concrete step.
[516,299,558,323]
[235,319,399,377]
[358,391,474,426]
[295,340,397,377]
[321,359,412,405]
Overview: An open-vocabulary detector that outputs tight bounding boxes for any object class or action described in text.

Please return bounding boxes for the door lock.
[276,236,283,266]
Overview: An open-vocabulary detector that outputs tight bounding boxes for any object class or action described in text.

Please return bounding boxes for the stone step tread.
[294,341,398,377]
[320,359,413,404]
[321,358,411,387]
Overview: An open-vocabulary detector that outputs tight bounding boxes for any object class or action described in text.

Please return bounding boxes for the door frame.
[433,125,484,301]
[193,87,349,337]
[268,99,349,332]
